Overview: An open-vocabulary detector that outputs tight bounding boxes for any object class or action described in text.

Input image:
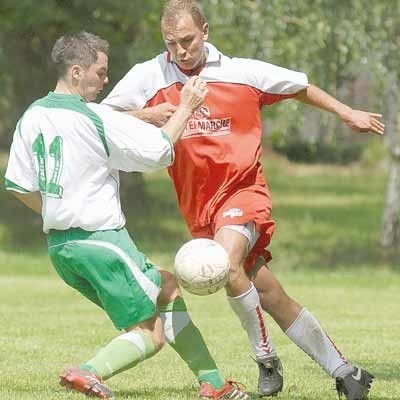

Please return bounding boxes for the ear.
[203,23,209,41]
[71,64,83,81]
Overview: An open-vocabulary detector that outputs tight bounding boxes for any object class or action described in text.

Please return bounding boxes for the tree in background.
[0,0,164,148]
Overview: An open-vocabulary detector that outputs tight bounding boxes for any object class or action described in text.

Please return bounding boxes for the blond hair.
[161,0,206,29]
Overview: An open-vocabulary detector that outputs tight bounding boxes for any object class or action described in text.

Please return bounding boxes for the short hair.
[161,0,206,30]
[51,31,109,77]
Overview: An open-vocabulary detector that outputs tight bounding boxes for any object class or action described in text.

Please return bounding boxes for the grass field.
[1,154,399,399]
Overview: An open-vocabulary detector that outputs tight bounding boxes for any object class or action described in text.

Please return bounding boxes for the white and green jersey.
[5,92,174,233]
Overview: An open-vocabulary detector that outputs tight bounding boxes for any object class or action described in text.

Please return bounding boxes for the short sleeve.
[235,58,309,105]
[4,119,39,193]
[101,63,149,111]
[88,103,174,173]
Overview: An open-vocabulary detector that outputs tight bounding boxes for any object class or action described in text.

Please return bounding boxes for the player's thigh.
[49,247,102,308]
[50,239,161,330]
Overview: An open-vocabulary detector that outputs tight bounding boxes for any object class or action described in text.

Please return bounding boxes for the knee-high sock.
[285,308,354,378]
[228,283,277,360]
[81,330,156,380]
[159,297,225,389]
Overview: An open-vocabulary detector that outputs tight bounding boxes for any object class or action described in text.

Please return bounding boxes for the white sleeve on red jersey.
[102,54,175,111]
[101,62,152,111]
[234,58,309,94]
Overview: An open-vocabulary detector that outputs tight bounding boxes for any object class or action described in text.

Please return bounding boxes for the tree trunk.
[380,73,400,248]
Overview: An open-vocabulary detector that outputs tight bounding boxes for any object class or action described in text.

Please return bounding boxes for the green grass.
[1,268,399,399]
[1,153,399,399]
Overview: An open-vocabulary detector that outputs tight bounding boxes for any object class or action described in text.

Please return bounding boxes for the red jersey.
[103,43,309,232]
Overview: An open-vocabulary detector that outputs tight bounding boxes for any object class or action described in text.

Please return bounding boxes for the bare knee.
[126,316,166,353]
[215,228,252,296]
[157,269,181,305]
[226,261,250,295]
[150,328,165,352]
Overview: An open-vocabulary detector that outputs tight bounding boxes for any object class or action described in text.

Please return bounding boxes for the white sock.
[228,283,276,360]
[285,308,353,378]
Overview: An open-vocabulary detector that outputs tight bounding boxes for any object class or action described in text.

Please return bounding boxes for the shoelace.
[225,380,249,399]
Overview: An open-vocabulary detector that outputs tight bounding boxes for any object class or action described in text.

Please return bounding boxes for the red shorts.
[190,186,276,272]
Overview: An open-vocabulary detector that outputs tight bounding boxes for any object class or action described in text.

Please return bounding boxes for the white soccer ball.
[174,238,230,296]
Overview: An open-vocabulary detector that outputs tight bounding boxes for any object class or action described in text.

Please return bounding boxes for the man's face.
[162,13,208,71]
[77,51,109,101]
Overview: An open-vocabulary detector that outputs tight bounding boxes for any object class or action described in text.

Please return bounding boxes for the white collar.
[204,42,221,64]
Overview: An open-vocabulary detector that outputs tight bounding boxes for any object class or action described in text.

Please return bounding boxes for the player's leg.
[48,228,164,398]
[250,259,374,399]
[60,317,164,399]
[158,269,250,399]
[214,225,283,397]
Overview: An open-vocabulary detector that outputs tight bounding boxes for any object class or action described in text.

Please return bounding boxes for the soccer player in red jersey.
[103,1,384,398]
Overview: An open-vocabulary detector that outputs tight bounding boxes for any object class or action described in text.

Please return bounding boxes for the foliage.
[270,133,363,164]
[0,0,397,161]
[0,1,398,249]
[0,0,164,147]
[205,0,396,162]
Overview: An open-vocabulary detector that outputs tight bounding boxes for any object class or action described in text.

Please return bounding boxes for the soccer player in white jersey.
[102,1,385,399]
[4,31,250,400]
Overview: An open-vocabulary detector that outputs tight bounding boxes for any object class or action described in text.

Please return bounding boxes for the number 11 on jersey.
[32,133,64,198]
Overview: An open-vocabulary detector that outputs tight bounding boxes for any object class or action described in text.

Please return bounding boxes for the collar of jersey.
[47,91,85,102]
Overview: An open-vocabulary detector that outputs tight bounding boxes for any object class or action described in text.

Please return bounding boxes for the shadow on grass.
[322,243,400,270]
[116,387,259,400]
[115,385,196,399]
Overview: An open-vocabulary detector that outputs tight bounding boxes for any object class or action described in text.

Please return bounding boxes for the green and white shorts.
[47,227,162,330]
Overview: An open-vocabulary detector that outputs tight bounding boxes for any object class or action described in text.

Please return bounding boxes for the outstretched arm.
[295,84,385,136]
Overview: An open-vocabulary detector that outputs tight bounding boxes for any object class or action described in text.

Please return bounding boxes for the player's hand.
[180,76,209,112]
[147,103,178,127]
[126,103,178,127]
[342,110,385,136]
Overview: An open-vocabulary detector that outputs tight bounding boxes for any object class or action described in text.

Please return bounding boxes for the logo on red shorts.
[222,208,244,218]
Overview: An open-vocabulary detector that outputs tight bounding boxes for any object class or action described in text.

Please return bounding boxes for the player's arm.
[99,76,207,173]
[9,190,42,214]
[125,103,178,128]
[162,76,208,143]
[294,84,385,135]
[102,61,178,127]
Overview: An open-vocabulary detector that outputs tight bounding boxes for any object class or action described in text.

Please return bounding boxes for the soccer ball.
[174,238,230,296]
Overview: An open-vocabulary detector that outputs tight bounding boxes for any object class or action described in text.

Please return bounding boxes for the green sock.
[159,297,225,389]
[81,330,155,380]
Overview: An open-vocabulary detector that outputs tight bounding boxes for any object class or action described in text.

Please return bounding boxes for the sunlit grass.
[1,154,399,399]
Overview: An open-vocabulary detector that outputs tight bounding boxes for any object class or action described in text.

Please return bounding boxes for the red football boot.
[199,380,250,399]
[59,367,114,399]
